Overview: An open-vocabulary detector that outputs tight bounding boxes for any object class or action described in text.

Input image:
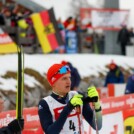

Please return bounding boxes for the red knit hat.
[47,63,70,86]
[61,60,68,65]
[109,60,117,70]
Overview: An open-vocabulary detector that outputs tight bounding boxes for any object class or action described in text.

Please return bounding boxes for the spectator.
[63,17,76,31]
[2,8,12,26]
[61,61,81,91]
[74,18,85,33]
[17,19,29,38]
[128,27,134,45]
[104,61,125,87]
[10,5,23,27]
[124,74,134,94]
[117,24,130,55]
[0,99,24,133]
[0,7,6,25]
[57,18,64,31]
[38,63,102,134]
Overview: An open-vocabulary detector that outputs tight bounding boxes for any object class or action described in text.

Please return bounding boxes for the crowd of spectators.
[0,2,106,54]
[0,3,35,46]
[0,4,32,27]
[104,60,134,96]
[0,2,134,55]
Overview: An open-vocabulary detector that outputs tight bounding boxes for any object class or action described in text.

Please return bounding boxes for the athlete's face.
[52,73,71,96]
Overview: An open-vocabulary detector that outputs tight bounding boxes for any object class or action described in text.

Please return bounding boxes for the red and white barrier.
[97,83,126,99]
[89,94,134,134]
[0,93,134,134]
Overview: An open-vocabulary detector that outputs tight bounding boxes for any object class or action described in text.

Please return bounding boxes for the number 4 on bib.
[69,120,76,131]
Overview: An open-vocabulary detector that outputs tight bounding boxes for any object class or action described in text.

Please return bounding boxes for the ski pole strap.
[95,106,102,112]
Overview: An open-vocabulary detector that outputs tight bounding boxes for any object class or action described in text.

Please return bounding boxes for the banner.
[80,8,129,30]
[65,30,78,53]
[31,8,64,53]
[91,111,124,134]
[0,107,40,129]
[123,109,134,134]
[97,83,126,99]
[0,28,17,54]
[101,94,134,115]
[1,94,134,134]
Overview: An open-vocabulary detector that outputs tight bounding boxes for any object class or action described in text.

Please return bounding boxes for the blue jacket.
[125,75,134,94]
[104,67,124,87]
[68,63,81,90]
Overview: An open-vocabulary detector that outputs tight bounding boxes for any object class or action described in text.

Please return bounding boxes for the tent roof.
[12,0,46,12]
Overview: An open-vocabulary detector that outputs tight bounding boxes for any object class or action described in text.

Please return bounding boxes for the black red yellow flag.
[31,8,63,53]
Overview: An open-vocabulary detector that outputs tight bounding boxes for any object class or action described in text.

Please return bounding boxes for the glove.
[8,118,24,133]
[69,94,83,107]
[87,86,101,111]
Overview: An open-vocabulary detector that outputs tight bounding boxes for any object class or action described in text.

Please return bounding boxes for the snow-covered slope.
[0,54,134,92]
[0,54,134,78]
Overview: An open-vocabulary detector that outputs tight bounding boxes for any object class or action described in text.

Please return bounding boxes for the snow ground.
[0,54,134,91]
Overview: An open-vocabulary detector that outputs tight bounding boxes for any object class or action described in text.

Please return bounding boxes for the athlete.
[38,63,102,134]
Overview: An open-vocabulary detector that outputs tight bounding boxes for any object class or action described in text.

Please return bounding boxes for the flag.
[31,8,63,53]
[0,28,17,54]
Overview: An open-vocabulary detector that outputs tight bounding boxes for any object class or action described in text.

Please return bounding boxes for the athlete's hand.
[69,94,83,107]
[87,86,101,111]
[87,86,98,99]
[8,118,24,133]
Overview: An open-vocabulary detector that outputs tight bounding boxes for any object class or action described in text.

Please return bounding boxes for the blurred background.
[0,0,134,133]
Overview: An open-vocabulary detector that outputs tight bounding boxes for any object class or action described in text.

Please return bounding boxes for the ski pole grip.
[91,96,98,102]
[82,96,98,103]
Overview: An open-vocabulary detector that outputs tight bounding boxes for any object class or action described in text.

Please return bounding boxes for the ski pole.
[76,106,82,134]
[82,96,99,134]
[16,45,24,134]
[93,104,99,134]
